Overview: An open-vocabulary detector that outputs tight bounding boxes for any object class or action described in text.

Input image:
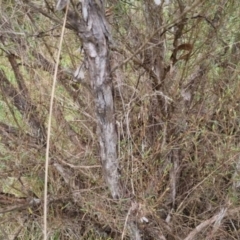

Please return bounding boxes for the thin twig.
[58,158,101,169]
[184,207,228,240]
[43,3,69,240]
[111,0,204,73]
[121,208,132,240]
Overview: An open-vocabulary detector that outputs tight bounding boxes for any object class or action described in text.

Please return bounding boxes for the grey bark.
[73,0,121,199]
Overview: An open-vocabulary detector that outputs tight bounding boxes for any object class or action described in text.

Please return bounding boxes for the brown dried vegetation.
[1,0,240,239]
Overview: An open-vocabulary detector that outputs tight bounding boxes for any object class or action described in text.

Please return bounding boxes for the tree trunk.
[78,0,121,199]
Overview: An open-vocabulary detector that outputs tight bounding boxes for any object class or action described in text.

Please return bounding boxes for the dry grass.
[1,0,240,239]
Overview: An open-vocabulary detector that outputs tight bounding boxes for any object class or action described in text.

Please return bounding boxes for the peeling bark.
[76,0,121,199]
